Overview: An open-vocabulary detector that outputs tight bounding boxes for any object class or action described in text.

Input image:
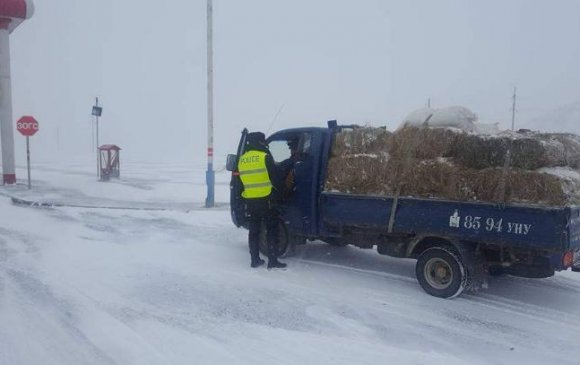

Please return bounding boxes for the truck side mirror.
[226,154,237,172]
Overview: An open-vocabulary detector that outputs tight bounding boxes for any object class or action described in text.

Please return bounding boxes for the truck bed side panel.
[393,198,567,250]
[321,192,569,251]
[321,194,394,229]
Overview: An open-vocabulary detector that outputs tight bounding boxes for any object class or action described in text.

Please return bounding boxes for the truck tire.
[415,247,469,299]
[258,221,290,258]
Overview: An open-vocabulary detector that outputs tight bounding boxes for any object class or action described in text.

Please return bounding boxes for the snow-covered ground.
[1,162,579,365]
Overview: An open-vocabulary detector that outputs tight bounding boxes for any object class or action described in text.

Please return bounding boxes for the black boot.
[267,259,287,269]
[251,257,265,268]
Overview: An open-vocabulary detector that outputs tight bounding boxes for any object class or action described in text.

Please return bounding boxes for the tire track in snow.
[292,258,416,284]
[292,254,580,328]
[467,293,580,327]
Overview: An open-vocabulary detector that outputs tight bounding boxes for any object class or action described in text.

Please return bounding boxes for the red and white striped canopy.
[0,0,33,33]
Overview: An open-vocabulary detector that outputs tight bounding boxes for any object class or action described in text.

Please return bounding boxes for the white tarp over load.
[400,106,478,132]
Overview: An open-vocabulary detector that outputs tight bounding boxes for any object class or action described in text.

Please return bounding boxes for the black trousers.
[246,198,280,260]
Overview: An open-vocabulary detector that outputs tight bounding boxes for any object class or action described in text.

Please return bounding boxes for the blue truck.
[227,121,580,298]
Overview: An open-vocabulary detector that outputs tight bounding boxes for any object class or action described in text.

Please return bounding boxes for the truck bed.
[320,192,580,252]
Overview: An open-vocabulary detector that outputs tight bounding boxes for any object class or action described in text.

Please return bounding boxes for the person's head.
[287,136,299,152]
[246,132,267,149]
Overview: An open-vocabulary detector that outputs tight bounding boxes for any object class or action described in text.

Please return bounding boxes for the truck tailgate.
[568,206,580,249]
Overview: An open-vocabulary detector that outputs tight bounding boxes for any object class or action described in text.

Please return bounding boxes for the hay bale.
[326,154,391,194]
[538,134,580,168]
[462,168,568,206]
[392,158,465,200]
[388,127,459,160]
[331,126,391,157]
[326,156,573,206]
[450,134,548,170]
[336,126,580,170]
[326,125,580,206]
[393,127,553,170]
[453,131,580,170]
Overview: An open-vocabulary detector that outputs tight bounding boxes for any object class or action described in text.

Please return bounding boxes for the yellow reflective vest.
[238,150,273,199]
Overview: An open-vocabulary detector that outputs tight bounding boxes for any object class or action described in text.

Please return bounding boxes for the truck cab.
[227,126,332,255]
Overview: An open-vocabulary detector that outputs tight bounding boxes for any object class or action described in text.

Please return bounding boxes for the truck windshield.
[268,133,311,163]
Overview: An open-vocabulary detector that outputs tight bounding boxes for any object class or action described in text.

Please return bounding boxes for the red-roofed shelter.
[0,0,34,32]
[98,145,121,181]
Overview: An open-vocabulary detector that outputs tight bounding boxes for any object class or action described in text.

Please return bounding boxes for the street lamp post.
[205,0,215,208]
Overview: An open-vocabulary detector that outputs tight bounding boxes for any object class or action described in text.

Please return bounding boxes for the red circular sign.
[16,116,39,137]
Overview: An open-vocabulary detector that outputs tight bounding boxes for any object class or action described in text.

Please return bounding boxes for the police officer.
[238,132,287,269]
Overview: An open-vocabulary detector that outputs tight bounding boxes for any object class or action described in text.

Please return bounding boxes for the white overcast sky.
[8,0,580,165]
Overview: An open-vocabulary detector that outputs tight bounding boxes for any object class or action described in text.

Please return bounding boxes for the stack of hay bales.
[325,126,580,207]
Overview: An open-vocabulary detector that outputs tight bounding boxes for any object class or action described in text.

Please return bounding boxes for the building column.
[0,23,16,184]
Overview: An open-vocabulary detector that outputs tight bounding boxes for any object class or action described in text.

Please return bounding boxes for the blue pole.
[205,162,215,208]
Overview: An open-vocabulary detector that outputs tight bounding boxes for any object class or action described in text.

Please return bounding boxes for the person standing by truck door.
[238,132,288,269]
[278,136,300,199]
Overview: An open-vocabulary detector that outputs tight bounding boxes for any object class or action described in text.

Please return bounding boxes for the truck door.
[228,129,248,228]
[268,132,316,237]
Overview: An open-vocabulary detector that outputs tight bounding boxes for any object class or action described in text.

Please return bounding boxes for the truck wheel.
[416,247,469,299]
[258,221,290,258]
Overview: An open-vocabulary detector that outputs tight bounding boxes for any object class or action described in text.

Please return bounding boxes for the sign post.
[92,98,103,178]
[16,116,39,189]
[26,136,30,189]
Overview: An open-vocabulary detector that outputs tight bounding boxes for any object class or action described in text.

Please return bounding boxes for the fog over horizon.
[7,0,580,166]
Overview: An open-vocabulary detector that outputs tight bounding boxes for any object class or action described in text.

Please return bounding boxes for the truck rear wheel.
[416,247,469,299]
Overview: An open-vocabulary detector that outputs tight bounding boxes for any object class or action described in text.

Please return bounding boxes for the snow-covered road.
[1,162,579,365]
